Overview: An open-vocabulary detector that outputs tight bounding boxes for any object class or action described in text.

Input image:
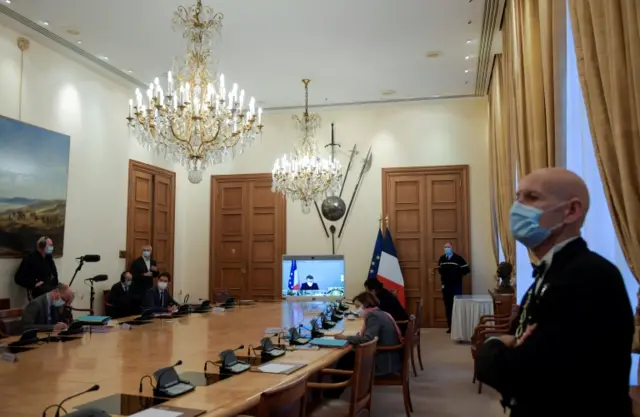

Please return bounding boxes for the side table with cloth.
[451,295,494,342]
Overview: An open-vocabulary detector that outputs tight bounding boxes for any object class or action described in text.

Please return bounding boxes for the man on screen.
[300,275,320,291]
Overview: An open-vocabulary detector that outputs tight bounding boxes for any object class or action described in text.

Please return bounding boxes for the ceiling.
[1,0,496,109]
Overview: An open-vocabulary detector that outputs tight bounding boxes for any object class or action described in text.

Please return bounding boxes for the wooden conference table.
[0,301,360,417]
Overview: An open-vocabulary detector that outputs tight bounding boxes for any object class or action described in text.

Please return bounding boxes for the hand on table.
[169,305,179,313]
[151,266,157,272]
[54,322,68,332]
[333,334,347,340]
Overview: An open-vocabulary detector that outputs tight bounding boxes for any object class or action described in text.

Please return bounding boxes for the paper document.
[264,327,285,334]
[129,409,182,417]
[258,363,297,374]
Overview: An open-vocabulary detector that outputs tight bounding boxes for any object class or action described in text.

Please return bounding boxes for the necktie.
[531,261,547,278]
[160,291,164,307]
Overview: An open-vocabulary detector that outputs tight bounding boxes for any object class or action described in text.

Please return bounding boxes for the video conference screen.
[282,255,345,297]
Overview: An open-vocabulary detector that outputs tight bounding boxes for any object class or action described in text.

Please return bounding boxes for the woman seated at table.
[325,291,403,398]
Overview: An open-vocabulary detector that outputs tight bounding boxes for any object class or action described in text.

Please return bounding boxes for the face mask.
[509,202,566,249]
[142,250,151,258]
[444,247,453,256]
[45,246,54,255]
[53,298,65,308]
[157,282,168,290]
[354,307,364,316]
[125,280,132,287]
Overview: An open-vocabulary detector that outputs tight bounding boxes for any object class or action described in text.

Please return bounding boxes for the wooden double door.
[126,160,176,291]
[210,173,286,301]
[382,165,471,328]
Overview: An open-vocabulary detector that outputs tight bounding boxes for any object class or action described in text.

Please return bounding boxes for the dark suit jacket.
[142,288,178,310]
[476,238,633,417]
[376,288,409,335]
[107,282,134,318]
[21,293,60,332]
[14,251,59,299]
[300,283,319,290]
[129,257,158,299]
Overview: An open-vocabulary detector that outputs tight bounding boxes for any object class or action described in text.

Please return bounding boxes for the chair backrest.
[0,308,24,336]
[413,299,423,335]
[348,337,378,417]
[402,317,416,381]
[256,374,308,417]
[489,290,514,316]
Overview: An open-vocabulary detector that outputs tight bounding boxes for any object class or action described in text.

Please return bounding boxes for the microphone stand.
[68,258,86,287]
[84,278,97,316]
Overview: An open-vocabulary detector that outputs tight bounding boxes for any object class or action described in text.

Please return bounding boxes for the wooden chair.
[306,337,378,417]
[489,290,515,316]
[374,317,415,417]
[254,374,308,417]
[104,290,112,315]
[411,299,424,376]
[470,304,519,393]
[0,308,24,337]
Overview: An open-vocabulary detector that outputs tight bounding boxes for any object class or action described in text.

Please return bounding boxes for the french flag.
[288,260,300,291]
[378,228,405,306]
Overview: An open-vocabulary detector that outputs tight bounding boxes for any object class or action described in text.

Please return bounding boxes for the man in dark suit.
[130,244,159,309]
[14,236,59,299]
[364,278,409,333]
[21,283,73,332]
[107,271,135,318]
[477,168,633,417]
[438,242,470,333]
[300,275,319,291]
[142,272,178,312]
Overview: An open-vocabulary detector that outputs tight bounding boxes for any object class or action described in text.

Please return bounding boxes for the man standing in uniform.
[438,242,470,333]
[14,236,59,299]
[476,168,633,416]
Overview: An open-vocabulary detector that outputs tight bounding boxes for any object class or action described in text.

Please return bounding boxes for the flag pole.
[378,214,383,230]
[385,215,389,230]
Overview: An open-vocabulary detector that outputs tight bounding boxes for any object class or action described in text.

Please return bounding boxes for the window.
[565,8,638,384]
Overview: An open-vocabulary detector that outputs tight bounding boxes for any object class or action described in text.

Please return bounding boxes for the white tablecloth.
[450,295,494,342]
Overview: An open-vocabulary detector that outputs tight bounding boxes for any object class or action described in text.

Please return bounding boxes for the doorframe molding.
[381,164,471,325]
[209,173,287,300]
[126,159,176,291]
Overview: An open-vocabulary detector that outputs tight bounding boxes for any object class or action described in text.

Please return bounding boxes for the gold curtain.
[503,0,559,176]
[489,55,517,266]
[568,0,640,281]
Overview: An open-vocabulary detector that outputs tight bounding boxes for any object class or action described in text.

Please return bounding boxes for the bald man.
[14,236,59,299]
[21,283,74,332]
[477,168,633,417]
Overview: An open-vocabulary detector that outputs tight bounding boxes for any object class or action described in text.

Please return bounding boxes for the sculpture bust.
[495,261,515,294]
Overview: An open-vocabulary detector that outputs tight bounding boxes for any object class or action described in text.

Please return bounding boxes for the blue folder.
[309,337,349,348]
[76,315,111,325]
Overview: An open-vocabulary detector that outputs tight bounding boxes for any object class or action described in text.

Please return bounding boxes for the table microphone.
[155,360,183,389]
[40,384,99,417]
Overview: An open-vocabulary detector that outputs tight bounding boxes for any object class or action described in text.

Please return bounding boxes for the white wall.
[0,24,495,309]
[184,97,495,299]
[0,25,191,309]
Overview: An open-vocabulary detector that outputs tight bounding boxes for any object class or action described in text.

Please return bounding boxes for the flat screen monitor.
[282,255,345,300]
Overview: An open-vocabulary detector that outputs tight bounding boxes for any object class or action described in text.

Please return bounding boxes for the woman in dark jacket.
[325,291,404,398]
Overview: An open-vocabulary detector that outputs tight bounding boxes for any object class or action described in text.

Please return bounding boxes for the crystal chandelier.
[126,0,263,184]
[272,79,343,213]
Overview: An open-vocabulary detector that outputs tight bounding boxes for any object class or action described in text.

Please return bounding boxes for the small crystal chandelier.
[126,0,263,184]
[272,79,343,213]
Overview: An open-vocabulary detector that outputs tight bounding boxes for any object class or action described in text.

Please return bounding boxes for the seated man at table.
[142,272,179,312]
[364,278,409,333]
[325,291,403,398]
[21,283,74,332]
[107,271,135,318]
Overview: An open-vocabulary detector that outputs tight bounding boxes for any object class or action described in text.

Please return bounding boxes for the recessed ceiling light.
[76,40,82,44]
[465,55,472,60]
[123,69,133,74]
[99,56,108,61]
[41,21,50,26]
[5,0,11,4]
[466,39,474,44]
[465,69,470,73]
[381,90,396,96]
[432,95,442,98]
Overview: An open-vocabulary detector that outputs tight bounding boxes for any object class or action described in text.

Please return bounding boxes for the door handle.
[241,267,246,274]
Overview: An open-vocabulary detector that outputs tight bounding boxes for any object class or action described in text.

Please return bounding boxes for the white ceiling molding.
[474,0,506,96]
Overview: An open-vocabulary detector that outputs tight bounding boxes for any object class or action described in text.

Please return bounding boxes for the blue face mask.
[444,247,453,257]
[53,298,65,308]
[142,250,151,258]
[45,246,54,255]
[509,202,566,249]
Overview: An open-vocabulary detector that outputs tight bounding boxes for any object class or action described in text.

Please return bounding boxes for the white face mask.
[157,282,168,291]
[353,306,364,316]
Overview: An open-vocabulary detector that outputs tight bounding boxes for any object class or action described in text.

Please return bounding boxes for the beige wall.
[0,24,495,308]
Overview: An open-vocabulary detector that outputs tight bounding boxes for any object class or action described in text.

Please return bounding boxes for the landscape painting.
[0,116,70,258]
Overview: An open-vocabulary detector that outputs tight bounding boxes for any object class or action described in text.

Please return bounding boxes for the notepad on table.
[253,362,307,375]
[310,337,349,348]
[76,315,110,325]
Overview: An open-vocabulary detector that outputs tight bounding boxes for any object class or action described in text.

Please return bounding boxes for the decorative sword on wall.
[315,123,373,254]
